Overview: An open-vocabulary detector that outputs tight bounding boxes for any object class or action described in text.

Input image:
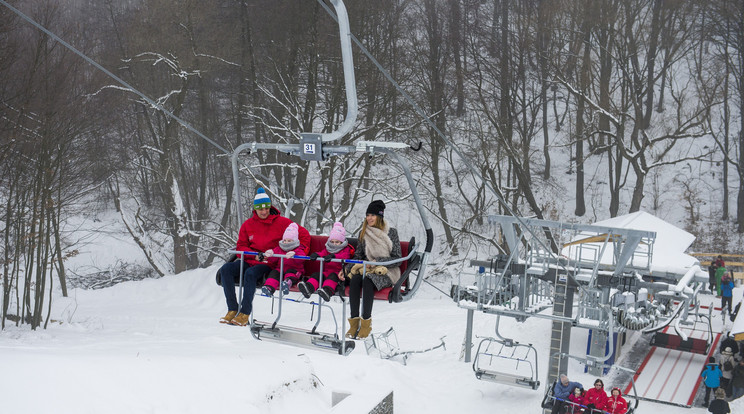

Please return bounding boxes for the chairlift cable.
[317,0,579,284]
[5,0,570,278]
[0,0,340,228]
[0,0,231,156]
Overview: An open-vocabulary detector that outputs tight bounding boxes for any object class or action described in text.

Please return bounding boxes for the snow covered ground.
[1,214,743,413]
[1,267,741,413]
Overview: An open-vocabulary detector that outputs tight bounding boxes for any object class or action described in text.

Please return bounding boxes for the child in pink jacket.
[297,222,354,301]
[567,387,586,413]
[261,223,306,296]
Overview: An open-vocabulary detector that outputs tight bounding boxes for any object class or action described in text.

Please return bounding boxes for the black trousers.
[550,400,565,414]
[704,386,714,404]
[349,275,376,319]
[722,296,733,315]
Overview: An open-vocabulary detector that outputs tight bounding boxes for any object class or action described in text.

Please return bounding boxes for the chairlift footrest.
[251,321,354,355]
[474,369,540,390]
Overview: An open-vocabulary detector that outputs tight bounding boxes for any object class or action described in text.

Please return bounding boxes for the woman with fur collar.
[344,200,401,339]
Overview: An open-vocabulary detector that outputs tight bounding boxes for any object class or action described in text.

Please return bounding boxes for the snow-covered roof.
[590,211,700,277]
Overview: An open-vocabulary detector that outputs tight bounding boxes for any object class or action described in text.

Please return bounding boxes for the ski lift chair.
[649,331,710,354]
[542,384,638,414]
[545,353,639,414]
[540,380,556,409]
[217,235,420,303]
[648,308,713,355]
[473,337,540,390]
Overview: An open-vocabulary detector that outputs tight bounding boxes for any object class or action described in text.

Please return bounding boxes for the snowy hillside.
[2,260,742,413]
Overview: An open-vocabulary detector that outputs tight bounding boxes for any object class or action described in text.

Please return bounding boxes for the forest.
[1,0,743,328]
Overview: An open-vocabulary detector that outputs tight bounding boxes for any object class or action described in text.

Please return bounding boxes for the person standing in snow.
[218,188,310,326]
[707,388,730,414]
[260,222,307,296]
[297,222,354,301]
[709,261,718,293]
[603,387,628,414]
[721,332,738,354]
[732,359,744,400]
[550,374,582,414]
[344,200,401,339]
[701,357,723,407]
[715,262,728,297]
[721,272,735,318]
[720,346,736,396]
[583,379,608,412]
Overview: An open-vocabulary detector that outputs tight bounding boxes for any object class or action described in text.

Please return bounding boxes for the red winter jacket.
[316,244,354,277]
[584,386,608,410]
[603,393,628,414]
[567,393,586,413]
[235,207,310,266]
[265,245,306,275]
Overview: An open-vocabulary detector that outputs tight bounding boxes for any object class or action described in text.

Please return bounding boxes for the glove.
[285,251,295,258]
[323,253,335,262]
[373,266,388,275]
[308,252,319,260]
[350,263,364,275]
[256,252,265,262]
[264,249,273,257]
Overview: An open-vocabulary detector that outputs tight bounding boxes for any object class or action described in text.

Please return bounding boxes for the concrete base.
[331,389,393,414]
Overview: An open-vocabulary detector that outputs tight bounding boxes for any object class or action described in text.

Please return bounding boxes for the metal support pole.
[464,309,474,362]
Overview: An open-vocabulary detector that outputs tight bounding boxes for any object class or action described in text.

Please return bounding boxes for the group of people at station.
[699,333,744,413]
[551,375,629,414]
[707,255,737,319]
[217,188,402,339]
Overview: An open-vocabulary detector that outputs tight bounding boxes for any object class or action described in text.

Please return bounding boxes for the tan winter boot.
[357,318,372,338]
[219,310,237,324]
[346,317,361,339]
[229,312,250,326]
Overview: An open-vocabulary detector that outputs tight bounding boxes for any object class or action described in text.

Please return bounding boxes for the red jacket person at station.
[603,387,628,414]
[584,379,609,411]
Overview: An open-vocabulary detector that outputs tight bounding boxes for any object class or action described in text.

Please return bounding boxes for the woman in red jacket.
[218,188,310,326]
[603,387,628,414]
[583,379,608,412]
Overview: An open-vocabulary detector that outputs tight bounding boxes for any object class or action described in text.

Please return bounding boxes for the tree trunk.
[574,8,591,217]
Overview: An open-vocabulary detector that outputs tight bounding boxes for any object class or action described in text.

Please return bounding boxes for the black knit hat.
[366,200,385,218]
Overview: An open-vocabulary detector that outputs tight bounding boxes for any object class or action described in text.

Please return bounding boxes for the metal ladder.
[545,269,573,413]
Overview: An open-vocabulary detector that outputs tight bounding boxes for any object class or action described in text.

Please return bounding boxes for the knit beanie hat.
[326,222,348,254]
[282,223,299,241]
[279,223,300,252]
[254,188,271,210]
[366,199,385,217]
[328,222,347,242]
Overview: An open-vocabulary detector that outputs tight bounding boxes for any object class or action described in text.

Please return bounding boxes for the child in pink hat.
[297,222,354,301]
[261,222,307,296]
